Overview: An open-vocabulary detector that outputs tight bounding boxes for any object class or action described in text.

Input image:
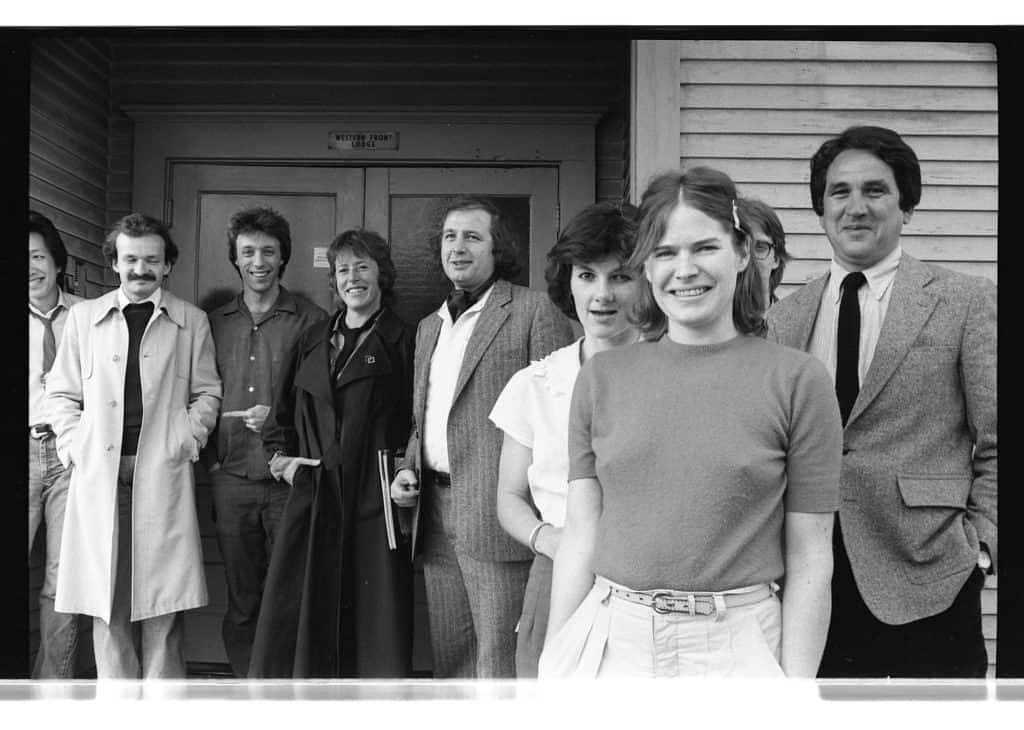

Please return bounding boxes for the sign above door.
[329,131,400,151]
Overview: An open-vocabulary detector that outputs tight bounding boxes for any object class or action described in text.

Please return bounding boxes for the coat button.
[109,400,117,407]
[105,445,114,451]
[248,386,255,392]
[112,354,120,362]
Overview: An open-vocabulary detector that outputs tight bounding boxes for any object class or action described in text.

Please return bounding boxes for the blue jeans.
[209,469,288,678]
[28,434,80,678]
[92,456,186,679]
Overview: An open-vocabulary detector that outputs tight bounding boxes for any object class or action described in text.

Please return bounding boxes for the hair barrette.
[731,199,741,231]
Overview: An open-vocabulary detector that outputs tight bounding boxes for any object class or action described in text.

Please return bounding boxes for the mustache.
[126,273,158,282]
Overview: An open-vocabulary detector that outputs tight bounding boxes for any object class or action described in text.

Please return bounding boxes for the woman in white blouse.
[489,202,643,677]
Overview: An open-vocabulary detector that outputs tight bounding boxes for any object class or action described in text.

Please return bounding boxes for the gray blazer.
[766,254,996,625]
[401,278,575,561]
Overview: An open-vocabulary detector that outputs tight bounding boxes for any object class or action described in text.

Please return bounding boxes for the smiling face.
[440,208,497,291]
[112,233,171,302]
[570,256,641,347]
[644,200,749,345]
[333,247,382,317]
[29,232,60,310]
[234,231,283,296]
[820,148,912,271]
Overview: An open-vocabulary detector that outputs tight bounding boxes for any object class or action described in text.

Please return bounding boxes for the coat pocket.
[174,408,199,463]
[896,475,976,584]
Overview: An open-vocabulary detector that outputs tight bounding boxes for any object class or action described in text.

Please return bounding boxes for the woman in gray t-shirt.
[539,167,842,679]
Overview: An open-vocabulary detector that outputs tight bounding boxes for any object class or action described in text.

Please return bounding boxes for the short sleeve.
[488,365,535,449]
[784,356,843,513]
[567,357,597,481]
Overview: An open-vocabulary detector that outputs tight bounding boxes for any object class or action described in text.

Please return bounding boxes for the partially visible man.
[206,206,326,677]
[737,197,792,312]
[390,197,575,678]
[46,213,221,678]
[766,126,996,678]
[28,210,83,678]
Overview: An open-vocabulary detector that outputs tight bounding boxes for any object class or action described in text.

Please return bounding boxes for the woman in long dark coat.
[249,229,414,678]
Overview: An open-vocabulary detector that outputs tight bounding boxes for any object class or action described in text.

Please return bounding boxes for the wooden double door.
[168,163,558,324]
[166,161,559,674]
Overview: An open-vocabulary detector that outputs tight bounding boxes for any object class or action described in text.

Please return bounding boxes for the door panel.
[367,166,559,328]
[169,164,365,312]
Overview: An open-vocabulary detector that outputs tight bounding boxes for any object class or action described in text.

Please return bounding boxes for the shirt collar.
[29,289,73,319]
[223,285,297,317]
[827,245,902,304]
[436,281,495,324]
[117,285,163,312]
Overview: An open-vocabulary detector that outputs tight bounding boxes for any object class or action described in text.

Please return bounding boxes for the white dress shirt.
[29,290,79,426]
[809,245,903,386]
[422,284,494,473]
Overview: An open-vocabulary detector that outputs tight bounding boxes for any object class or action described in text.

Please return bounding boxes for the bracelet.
[528,521,551,555]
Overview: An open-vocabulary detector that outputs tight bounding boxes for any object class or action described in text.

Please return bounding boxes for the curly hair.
[429,196,521,281]
[544,201,640,320]
[227,206,292,278]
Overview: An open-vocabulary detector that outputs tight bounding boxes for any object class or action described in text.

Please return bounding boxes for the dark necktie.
[835,271,866,426]
[30,306,62,378]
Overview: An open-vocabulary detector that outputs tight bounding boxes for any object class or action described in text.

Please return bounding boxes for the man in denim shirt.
[207,207,326,677]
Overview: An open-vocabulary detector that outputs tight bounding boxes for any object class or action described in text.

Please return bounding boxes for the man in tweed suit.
[766,126,996,677]
[391,197,574,678]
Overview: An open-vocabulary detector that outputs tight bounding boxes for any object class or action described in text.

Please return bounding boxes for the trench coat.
[249,307,415,678]
[45,289,222,623]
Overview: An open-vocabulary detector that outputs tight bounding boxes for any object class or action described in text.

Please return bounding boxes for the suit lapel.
[784,275,828,351]
[847,256,937,427]
[414,314,443,432]
[452,279,511,405]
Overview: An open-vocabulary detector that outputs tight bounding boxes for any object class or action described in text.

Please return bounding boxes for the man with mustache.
[205,207,326,677]
[766,126,996,677]
[29,211,84,678]
[390,197,574,678]
[46,213,222,678]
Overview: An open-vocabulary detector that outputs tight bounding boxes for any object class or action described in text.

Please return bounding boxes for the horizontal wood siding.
[677,40,997,676]
[676,41,998,299]
[30,37,113,299]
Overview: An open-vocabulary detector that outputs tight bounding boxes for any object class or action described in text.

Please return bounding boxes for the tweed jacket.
[766,254,996,625]
[400,279,575,561]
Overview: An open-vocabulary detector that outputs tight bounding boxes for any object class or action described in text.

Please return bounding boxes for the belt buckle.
[649,591,677,614]
[30,425,51,440]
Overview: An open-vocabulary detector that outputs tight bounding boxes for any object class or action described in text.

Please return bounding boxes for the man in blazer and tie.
[391,197,574,678]
[766,126,996,678]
